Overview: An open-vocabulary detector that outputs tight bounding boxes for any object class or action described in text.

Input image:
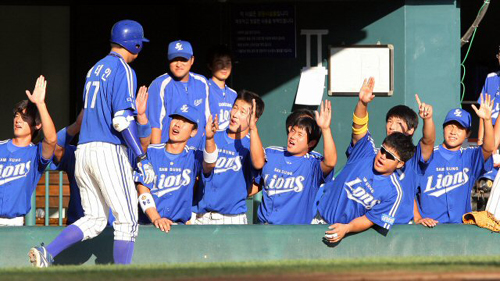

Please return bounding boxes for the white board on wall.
[328,45,394,96]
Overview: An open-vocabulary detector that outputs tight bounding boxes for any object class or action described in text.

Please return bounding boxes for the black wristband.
[136,153,147,163]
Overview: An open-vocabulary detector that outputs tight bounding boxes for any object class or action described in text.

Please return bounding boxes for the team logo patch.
[454,109,462,117]
[141,195,147,200]
[381,214,395,225]
[175,43,183,51]
[180,104,189,113]
[194,99,202,107]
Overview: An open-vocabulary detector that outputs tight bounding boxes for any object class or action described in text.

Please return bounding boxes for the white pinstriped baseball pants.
[73,142,138,242]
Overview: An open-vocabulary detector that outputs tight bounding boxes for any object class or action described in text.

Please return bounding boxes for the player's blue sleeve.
[365,175,402,230]
[50,145,76,172]
[51,127,76,167]
[115,109,145,160]
[112,64,137,113]
[146,79,162,129]
[409,140,432,176]
[36,142,52,173]
[469,147,493,179]
[346,131,377,164]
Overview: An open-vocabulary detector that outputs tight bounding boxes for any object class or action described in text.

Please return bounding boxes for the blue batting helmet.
[110,20,149,54]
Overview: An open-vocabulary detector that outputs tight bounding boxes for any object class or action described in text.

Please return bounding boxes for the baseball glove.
[463,211,500,232]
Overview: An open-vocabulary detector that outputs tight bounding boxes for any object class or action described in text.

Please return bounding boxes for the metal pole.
[59,171,63,226]
[45,171,49,226]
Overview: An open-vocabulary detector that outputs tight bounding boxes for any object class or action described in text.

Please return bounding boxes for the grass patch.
[2,256,500,281]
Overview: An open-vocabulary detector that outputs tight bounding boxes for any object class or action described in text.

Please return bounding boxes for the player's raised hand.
[248,99,258,131]
[26,75,47,105]
[315,100,332,130]
[205,114,219,139]
[472,94,494,121]
[415,94,433,120]
[358,77,375,105]
[136,86,148,116]
[153,217,174,233]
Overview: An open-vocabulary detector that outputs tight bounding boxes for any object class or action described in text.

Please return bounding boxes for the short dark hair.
[235,90,265,119]
[289,115,322,151]
[386,105,419,132]
[13,100,41,139]
[206,45,233,67]
[285,109,315,134]
[382,132,415,163]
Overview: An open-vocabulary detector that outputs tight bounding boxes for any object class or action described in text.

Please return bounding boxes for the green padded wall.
[2,224,499,267]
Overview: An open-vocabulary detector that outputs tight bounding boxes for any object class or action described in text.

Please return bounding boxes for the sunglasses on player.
[380,145,402,162]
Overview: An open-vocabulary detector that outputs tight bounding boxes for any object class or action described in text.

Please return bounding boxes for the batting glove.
[136,154,155,184]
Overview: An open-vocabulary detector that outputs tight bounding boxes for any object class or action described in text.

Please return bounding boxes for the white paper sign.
[295,67,327,105]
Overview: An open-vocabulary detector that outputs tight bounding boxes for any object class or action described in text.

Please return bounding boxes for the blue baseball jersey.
[0,140,51,218]
[208,79,237,131]
[194,131,256,215]
[417,145,493,224]
[478,72,500,124]
[147,72,210,149]
[257,147,325,225]
[49,145,84,224]
[345,132,428,224]
[79,52,137,145]
[136,144,204,224]
[318,133,403,230]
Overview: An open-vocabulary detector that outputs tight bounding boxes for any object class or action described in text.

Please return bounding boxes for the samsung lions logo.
[454,109,462,117]
[263,174,305,196]
[0,161,31,185]
[194,99,202,107]
[152,169,192,197]
[344,178,380,209]
[175,43,183,51]
[180,104,189,113]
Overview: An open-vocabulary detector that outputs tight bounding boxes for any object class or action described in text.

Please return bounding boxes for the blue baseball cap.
[168,40,193,61]
[169,104,200,128]
[443,108,471,130]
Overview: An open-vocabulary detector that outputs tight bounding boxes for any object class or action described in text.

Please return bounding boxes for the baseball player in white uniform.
[28,20,154,267]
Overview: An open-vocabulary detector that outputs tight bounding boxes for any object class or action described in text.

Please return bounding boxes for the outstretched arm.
[415,94,435,161]
[54,109,84,163]
[113,107,155,184]
[315,100,336,175]
[472,94,494,161]
[352,78,375,146]
[249,99,266,170]
[25,75,57,160]
[324,215,374,243]
[137,184,173,233]
[203,114,219,174]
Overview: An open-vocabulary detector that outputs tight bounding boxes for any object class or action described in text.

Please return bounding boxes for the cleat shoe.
[28,244,53,268]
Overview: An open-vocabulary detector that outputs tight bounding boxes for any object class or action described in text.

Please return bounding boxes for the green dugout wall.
[1,224,499,267]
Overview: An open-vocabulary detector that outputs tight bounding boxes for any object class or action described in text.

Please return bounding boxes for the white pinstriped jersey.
[147,72,210,149]
[317,133,403,230]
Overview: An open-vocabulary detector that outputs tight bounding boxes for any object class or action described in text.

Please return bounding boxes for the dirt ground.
[186,271,500,281]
